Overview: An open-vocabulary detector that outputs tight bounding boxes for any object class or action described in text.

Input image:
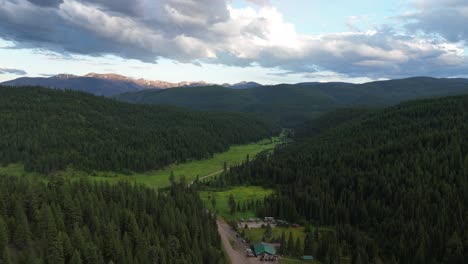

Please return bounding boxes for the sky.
[0,0,467,84]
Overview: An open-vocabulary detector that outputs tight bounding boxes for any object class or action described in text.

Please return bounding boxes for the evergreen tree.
[443,232,464,264]
[169,171,175,184]
[353,253,362,264]
[279,232,286,255]
[295,237,302,257]
[304,231,313,255]
[313,227,319,241]
[263,224,272,241]
[13,202,30,249]
[0,247,11,264]
[46,218,64,264]
[211,195,216,209]
[228,195,236,215]
[70,250,82,264]
[287,232,294,256]
[0,216,7,250]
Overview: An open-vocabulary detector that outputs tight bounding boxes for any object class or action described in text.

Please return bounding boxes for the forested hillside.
[220,95,468,263]
[0,87,277,174]
[0,176,226,264]
[117,77,468,127]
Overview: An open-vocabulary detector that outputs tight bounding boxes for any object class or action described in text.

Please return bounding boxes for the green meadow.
[0,163,43,180]
[90,137,281,188]
[200,186,273,220]
[241,226,307,244]
[241,224,335,244]
[0,137,282,189]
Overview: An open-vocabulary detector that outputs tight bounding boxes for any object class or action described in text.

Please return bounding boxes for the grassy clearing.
[242,226,307,244]
[200,186,273,220]
[241,225,335,245]
[90,137,281,188]
[279,258,319,264]
[0,137,282,189]
[0,164,46,182]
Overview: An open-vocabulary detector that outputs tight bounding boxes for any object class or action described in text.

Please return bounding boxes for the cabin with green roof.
[253,242,276,256]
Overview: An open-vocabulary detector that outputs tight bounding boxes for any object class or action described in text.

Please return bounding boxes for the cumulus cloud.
[403,0,468,43]
[0,67,27,75]
[208,6,467,78]
[0,0,466,79]
[246,0,271,6]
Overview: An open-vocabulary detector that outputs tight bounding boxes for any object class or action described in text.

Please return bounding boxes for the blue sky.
[0,0,466,84]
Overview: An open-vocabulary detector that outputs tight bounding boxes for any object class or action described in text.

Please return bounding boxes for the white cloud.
[0,0,466,79]
[403,0,468,43]
[245,0,271,7]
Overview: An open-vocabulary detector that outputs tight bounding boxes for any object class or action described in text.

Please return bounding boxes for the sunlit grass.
[200,186,273,221]
[0,137,282,189]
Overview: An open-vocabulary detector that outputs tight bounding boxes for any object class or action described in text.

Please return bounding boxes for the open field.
[241,224,335,244]
[279,258,319,264]
[241,226,307,244]
[0,163,40,178]
[0,137,282,189]
[200,186,273,220]
[90,137,281,188]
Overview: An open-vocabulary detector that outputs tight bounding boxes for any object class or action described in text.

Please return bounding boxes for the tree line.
[0,87,278,174]
[219,95,468,263]
[0,176,227,264]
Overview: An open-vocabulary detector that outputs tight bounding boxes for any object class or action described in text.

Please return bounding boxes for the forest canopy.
[0,87,278,173]
[0,176,227,264]
[221,95,468,264]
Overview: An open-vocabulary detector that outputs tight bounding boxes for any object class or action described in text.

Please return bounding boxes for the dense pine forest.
[0,176,226,264]
[117,77,468,127]
[0,87,278,174]
[219,95,468,263]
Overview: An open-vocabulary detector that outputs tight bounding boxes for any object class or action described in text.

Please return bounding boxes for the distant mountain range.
[116,77,468,127]
[1,73,262,96]
[3,73,468,127]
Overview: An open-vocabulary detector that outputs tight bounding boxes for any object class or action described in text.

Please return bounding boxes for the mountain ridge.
[1,73,263,96]
[117,77,468,127]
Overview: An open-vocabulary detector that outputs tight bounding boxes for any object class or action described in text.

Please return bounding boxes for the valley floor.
[0,136,282,189]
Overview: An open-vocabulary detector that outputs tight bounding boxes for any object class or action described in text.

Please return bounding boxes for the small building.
[301,255,314,262]
[253,242,277,257]
[277,220,289,226]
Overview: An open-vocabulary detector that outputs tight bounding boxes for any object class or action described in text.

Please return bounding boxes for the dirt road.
[200,169,224,181]
[217,220,262,264]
